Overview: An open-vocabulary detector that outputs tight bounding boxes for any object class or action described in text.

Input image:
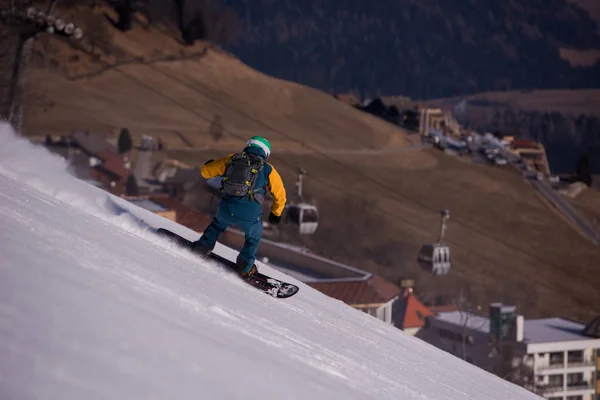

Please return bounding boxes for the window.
[567,350,583,364]
[548,374,563,386]
[549,352,564,366]
[301,208,319,223]
[566,372,584,386]
[547,397,562,400]
[438,328,463,342]
[566,396,583,400]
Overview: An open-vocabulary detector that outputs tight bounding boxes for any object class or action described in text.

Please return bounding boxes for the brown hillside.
[22,6,600,322]
[23,6,409,152]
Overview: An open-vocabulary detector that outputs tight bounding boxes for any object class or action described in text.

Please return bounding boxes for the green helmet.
[246,136,271,158]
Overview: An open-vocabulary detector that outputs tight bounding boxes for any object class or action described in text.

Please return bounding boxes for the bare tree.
[208,113,223,142]
[451,287,488,362]
[489,322,536,392]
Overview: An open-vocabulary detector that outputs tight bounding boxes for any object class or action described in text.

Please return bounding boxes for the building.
[308,275,400,324]
[42,131,132,195]
[503,137,552,176]
[122,194,212,233]
[418,107,461,137]
[392,286,435,335]
[525,317,600,400]
[415,308,494,368]
[417,303,600,400]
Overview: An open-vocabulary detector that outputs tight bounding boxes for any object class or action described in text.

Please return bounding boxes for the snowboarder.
[192,136,287,277]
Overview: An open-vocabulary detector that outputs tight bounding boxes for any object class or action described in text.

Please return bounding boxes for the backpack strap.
[246,154,265,203]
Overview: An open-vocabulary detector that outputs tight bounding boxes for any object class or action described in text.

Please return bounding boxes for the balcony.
[566,382,593,391]
[538,363,565,371]
[566,360,596,368]
[537,385,564,394]
[537,360,596,371]
[537,384,565,395]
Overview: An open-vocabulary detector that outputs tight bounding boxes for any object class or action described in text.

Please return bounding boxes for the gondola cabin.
[285,203,319,235]
[417,244,451,275]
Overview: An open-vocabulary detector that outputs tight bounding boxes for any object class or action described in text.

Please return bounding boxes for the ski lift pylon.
[285,167,319,235]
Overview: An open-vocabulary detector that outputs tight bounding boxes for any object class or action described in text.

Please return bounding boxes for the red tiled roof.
[307,275,401,306]
[122,194,213,234]
[510,139,540,150]
[149,195,212,234]
[393,289,435,329]
[402,292,435,328]
[95,150,130,181]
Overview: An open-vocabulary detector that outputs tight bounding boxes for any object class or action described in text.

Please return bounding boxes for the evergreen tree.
[125,174,139,196]
[576,153,592,186]
[118,128,133,154]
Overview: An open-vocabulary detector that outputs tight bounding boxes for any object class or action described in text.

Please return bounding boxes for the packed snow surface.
[0,123,542,399]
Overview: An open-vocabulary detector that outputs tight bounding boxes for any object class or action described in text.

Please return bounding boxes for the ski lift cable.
[103,50,584,286]
[106,66,583,299]
[138,61,584,281]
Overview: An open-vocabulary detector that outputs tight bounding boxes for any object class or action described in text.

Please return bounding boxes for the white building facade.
[523,318,600,400]
[417,305,600,400]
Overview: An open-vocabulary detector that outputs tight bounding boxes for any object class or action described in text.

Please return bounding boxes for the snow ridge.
[0,123,542,400]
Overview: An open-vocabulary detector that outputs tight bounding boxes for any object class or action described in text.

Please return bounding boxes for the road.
[472,132,599,245]
[531,179,600,245]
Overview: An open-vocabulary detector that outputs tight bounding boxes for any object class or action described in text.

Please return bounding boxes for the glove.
[268,212,281,225]
[204,159,215,165]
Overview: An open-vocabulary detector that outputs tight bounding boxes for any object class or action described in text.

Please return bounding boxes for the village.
[35,101,600,400]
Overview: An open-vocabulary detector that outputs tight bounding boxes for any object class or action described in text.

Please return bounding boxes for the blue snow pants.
[196,201,262,272]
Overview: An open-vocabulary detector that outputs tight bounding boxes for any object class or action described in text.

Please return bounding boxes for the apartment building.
[417,303,600,399]
[524,317,599,400]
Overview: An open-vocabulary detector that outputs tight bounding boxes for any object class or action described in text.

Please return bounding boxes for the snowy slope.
[0,124,542,400]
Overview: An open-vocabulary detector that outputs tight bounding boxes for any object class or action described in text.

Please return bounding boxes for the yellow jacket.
[201,154,287,217]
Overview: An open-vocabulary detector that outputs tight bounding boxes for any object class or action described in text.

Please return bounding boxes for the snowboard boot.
[235,259,258,278]
[191,241,212,258]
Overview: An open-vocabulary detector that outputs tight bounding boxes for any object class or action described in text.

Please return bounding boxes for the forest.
[218,0,600,99]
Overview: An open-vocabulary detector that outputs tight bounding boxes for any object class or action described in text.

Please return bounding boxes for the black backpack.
[220,151,265,200]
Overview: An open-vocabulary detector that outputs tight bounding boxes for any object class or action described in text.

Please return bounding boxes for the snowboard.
[155,228,299,299]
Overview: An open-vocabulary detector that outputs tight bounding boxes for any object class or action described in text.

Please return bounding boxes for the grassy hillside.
[23,5,409,151]
[21,5,600,322]
[170,144,600,321]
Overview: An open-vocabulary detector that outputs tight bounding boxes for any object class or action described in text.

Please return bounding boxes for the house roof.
[151,196,212,233]
[524,318,598,344]
[432,312,600,344]
[394,289,435,329]
[307,275,401,306]
[95,150,130,181]
[72,131,114,155]
[510,139,541,150]
[434,311,490,334]
[123,194,213,234]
